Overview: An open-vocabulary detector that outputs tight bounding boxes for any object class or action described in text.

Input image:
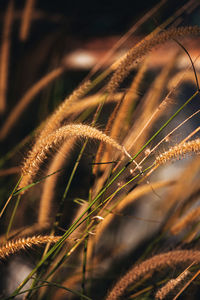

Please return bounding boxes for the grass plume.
[107,26,200,92]
[155,138,200,167]
[0,235,61,260]
[19,124,130,192]
[155,270,190,300]
[106,250,200,300]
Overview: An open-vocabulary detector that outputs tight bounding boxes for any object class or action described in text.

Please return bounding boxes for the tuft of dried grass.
[155,270,190,300]
[0,223,50,244]
[107,26,200,92]
[155,138,200,167]
[106,250,200,300]
[0,235,61,260]
[19,124,130,192]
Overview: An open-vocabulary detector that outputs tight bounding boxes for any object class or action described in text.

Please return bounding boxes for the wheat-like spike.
[0,66,64,140]
[106,250,200,300]
[0,223,51,244]
[107,26,200,92]
[19,124,129,192]
[155,138,200,166]
[155,270,190,300]
[0,235,61,260]
[88,0,166,77]
[19,0,35,41]
[173,268,200,300]
[0,0,14,114]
